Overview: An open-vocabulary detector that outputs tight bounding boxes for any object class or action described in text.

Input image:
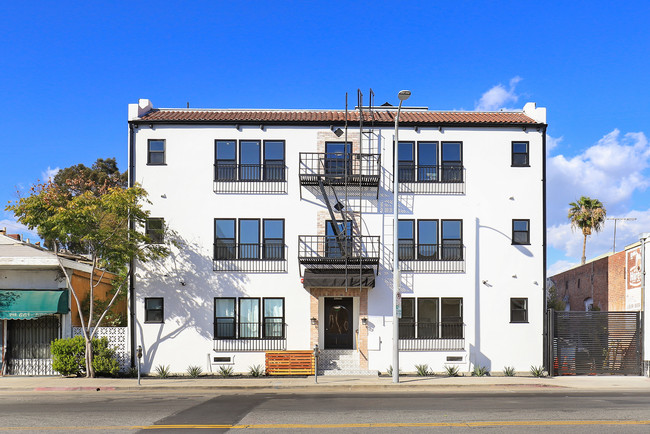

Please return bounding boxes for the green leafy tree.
[568,196,606,265]
[7,168,171,377]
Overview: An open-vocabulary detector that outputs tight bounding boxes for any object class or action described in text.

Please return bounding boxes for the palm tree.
[568,196,607,265]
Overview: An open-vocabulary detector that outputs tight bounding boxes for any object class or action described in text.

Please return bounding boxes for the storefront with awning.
[0,289,69,320]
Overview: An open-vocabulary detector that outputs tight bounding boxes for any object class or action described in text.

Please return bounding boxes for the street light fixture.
[393,89,411,383]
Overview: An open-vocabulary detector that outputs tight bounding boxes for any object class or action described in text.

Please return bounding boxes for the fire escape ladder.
[317,177,348,257]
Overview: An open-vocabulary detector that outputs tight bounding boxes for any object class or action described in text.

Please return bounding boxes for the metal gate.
[6,315,60,375]
[551,311,642,376]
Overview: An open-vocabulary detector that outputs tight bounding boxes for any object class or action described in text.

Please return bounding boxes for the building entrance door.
[324,297,353,349]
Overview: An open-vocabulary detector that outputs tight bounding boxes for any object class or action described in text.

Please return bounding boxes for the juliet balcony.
[213,163,288,194]
[213,242,288,273]
[397,243,466,273]
[397,164,466,194]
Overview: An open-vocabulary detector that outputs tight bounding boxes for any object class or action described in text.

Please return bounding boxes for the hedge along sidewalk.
[50,336,120,377]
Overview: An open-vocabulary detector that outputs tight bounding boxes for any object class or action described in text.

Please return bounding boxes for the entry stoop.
[318,350,378,376]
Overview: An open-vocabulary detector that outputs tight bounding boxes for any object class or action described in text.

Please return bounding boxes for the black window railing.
[213,163,288,194]
[398,322,465,351]
[299,153,381,186]
[397,244,465,273]
[213,242,288,273]
[298,235,381,265]
[213,321,287,352]
[398,165,465,194]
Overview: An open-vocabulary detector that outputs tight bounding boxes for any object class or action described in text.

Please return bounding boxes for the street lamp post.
[393,89,411,383]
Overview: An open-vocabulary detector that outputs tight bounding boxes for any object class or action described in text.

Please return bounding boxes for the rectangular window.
[263,298,284,338]
[215,219,236,259]
[263,219,284,260]
[238,219,260,259]
[418,220,438,260]
[398,220,415,260]
[417,298,438,338]
[512,219,530,245]
[240,140,261,181]
[441,142,462,182]
[397,141,415,182]
[145,218,164,244]
[441,298,463,338]
[214,298,236,338]
[417,142,438,181]
[441,220,463,260]
[510,298,528,323]
[215,140,237,180]
[325,220,352,258]
[512,142,529,167]
[399,298,415,338]
[147,140,165,165]
[239,298,260,338]
[263,141,285,181]
[144,298,164,323]
[325,142,352,176]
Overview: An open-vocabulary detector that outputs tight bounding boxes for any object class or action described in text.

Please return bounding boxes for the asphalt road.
[1,390,649,433]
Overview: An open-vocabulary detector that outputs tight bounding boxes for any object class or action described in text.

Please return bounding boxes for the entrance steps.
[317,349,378,376]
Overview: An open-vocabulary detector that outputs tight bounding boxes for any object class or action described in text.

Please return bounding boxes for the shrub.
[471,366,489,377]
[530,365,546,377]
[155,364,171,378]
[415,364,431,376]
[51,336,119,377]
[386,365,401,376]
[444,365,460,377]
[248,364,264,377]
[218,365,234,377]
[187,365,203,378]
[503,366,516,377]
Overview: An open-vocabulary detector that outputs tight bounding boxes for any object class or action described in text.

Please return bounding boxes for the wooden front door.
[324,297,353,349]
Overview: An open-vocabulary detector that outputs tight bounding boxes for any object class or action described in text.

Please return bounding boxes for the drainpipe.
[640,233,649,371]
[128,122,137,369]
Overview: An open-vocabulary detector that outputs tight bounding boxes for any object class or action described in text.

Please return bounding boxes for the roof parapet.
[523,102,546,124]
[128,99,154,120]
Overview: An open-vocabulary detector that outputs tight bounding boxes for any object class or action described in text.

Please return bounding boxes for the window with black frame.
[418,220,438,260]
[510,298,528,323]
[263,141,285,181]
[418,298,439,338]
[239,298,260,338]
[214,298,236,338]
[512,219,530,245]
[215,219,236,259]
[238,219,260,259]
[398,220,415,260]
[145,218,164,244]
[263,219,284,259]
[324,142,352,177]
[399,298,415,338]
[512,142,529,167]
[215,140,237,180]
[441,298,463,338]
[263,298,284,338]
[145,298,164,323]
[417,142,438,182]
[398,141,415,182]
[325,220,352,258]
[441,220,462,260]
[240,140,261,180]
[441,142,462,182]
[147,140,165,165]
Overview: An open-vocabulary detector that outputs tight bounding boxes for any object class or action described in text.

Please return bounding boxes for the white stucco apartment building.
[128,98,547,375]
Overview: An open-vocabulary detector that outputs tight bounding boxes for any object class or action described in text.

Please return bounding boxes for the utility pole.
[607,217,637,253]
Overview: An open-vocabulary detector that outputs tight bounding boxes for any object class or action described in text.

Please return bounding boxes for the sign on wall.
[626,247,642,311]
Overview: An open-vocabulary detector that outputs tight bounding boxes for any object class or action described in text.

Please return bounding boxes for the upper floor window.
[398,219,462,261]
[510,298,528,323]
[441,220,463,260]
[214,218,285,260]
[147,140,165,165]
[145,218,164,244]
[398,219,415,260]
[398,141,440,182]
[441,142,462,182]
[145,297,164,323]
[512,142,529,167]
[512,219,530,245]
[215,140,286,182]
[398,141,415,182]
[325,219,352,258]
[325,142,352,176]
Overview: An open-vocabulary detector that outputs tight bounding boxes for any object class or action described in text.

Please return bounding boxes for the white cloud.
[546,134,562,155]
[475,76,522,111]
[41,166,60,182]
[548,207,650,262]
[547,129,650,225]
[0,217,39,240]
[547,259,579,277]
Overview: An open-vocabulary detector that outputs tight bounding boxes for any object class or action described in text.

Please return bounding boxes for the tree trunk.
[581,233,587,265]
[85,338,95,378]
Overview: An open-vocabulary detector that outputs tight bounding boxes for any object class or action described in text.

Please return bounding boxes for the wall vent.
[446,356,463,362]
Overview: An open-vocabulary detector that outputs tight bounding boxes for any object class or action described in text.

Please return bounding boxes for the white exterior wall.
[131,108,545,375]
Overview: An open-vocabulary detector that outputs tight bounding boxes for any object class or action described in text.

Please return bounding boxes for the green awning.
[0,290,69,320]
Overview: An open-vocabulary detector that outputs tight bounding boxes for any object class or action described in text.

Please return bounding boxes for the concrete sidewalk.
[0,374,648,393]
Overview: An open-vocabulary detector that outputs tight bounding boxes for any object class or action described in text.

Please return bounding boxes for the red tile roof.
[137,109,539,125]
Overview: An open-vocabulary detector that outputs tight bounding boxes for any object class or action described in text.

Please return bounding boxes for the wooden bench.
[265,351,314,375]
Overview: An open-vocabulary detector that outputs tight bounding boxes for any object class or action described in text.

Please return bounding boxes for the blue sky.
[1,1,649,274]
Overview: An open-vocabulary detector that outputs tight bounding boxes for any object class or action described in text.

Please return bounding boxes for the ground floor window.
[144,298,164,323]
[214,297,284,339]
[399,297,463,339]
[510,298,528,323]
